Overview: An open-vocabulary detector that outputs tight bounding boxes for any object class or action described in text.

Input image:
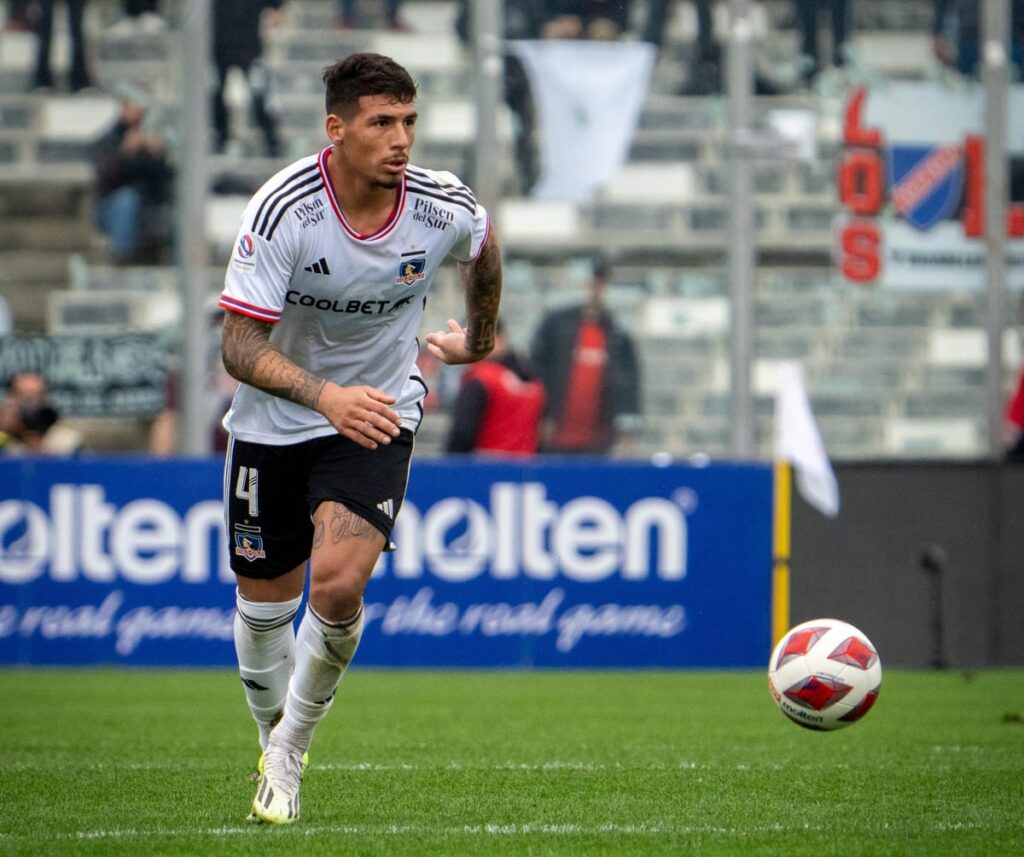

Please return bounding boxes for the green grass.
[0,669,1022,855]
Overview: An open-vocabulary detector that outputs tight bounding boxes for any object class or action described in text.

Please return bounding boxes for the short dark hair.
[323,53,418,118]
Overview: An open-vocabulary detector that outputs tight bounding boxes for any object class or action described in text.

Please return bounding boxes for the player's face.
[331,95,418,190]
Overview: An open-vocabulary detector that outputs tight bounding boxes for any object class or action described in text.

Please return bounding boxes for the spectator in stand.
[643,0,721,94]
[932,0,1024,78]
[31,0,92,92]
[542,0,632,40]
[530,257,642,455]
[0,372,81,454]
[212,0,283,158]
[792,0,852,84]
[335,0,408,31]
[93,96,174,264]
[454,0,547,193]
[445,321,546,456]
[1004,366,1024,462]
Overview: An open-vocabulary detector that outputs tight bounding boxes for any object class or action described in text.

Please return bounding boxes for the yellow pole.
[772,460,792,646]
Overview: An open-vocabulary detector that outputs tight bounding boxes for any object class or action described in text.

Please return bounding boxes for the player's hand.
[425,319,492,365]
[317,383,402,450]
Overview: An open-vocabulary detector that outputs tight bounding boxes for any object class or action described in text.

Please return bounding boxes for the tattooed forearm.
[222,311,326,410]
[458,228,502,357]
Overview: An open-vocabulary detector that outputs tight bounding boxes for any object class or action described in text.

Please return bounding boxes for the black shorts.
[225,429,414,579]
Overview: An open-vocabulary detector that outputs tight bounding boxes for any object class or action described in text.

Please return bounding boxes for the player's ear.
[325,113,345,145]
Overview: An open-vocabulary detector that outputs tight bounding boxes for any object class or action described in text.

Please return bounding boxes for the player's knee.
[307,575,365,622]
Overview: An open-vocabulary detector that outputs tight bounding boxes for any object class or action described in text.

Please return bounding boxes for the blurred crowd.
[2,1,1023,460]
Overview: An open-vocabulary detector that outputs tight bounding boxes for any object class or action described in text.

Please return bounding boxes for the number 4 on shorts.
[235,466,260,517]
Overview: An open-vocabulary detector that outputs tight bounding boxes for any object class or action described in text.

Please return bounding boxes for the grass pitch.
[0,669,1022,855]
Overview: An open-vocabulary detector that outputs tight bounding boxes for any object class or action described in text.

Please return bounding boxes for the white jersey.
[219,147,490,445]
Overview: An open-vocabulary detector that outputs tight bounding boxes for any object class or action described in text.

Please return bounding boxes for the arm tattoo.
[459,229,502,356]
[222,311,326,410]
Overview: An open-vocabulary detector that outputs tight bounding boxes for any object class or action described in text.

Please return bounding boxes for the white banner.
[873,220,1024,291]
[511,40,655,203]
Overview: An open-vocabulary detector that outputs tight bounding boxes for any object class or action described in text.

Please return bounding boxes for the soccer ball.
[768,618,882,731]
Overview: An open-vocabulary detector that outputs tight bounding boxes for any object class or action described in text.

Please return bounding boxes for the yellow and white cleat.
[249,742,306,825]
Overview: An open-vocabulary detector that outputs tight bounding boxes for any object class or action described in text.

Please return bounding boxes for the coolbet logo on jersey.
[285,290,417,314]
[396,257,426,285]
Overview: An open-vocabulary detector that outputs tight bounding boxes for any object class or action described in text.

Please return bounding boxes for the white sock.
[272,602,364,754]
[234,590,303,750]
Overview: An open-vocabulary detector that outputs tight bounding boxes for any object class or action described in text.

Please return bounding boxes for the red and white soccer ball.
[768,618,882,731]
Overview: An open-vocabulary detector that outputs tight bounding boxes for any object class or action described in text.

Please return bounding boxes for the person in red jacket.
[445,321,545,455]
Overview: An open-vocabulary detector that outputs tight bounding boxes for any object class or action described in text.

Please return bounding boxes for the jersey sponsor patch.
[294,197,326,229]
[233,233,257,272]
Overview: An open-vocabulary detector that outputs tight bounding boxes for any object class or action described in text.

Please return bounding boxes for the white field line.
[0,821,998,843]
[7,757,983,777]
[2,820,996,842]
[2,759,728,773]
[42,822,818,841]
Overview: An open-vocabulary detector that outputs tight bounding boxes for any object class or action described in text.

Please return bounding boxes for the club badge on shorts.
[234,525,267,562]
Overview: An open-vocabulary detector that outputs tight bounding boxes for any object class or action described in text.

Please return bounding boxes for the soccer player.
[218,52,501,824]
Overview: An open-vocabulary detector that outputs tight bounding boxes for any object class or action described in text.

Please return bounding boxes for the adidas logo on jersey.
[376,498,395,520]
[304,257,331,275]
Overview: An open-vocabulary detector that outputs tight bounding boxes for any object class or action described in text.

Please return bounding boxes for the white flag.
[511,40,655,203]
[773,362,840,517]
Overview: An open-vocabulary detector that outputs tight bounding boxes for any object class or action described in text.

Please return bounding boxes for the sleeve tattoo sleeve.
[458,228,503,357]
[221,311,325,410]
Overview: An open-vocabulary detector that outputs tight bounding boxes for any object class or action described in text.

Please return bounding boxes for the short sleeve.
[449,203,490,264]
[218,198,296,323]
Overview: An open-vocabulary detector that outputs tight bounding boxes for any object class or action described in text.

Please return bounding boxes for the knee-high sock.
[272,602,364,754]
[234,590,302,750]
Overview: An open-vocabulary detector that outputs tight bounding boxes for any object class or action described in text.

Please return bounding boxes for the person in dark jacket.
[446,321,546,456]
[530,258,642,454]
[93,97,173,264]
[212,0,283,157]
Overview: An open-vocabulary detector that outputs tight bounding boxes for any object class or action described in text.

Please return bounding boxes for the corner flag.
[773,362,840,517]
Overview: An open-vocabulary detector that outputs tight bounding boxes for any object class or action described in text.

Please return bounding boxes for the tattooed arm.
[425,226,503,365]
[221,311,401,449]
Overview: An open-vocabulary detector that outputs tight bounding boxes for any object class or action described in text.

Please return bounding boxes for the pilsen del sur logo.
[837,87,1024,284]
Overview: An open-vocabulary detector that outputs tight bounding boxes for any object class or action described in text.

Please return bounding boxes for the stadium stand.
[0,0,1016,459]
